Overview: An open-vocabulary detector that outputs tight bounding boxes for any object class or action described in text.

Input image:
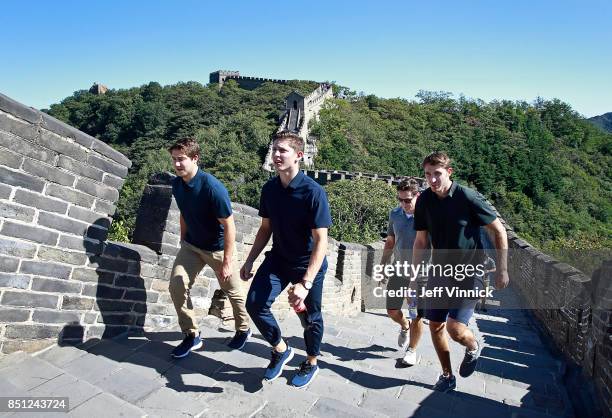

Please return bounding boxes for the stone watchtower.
[209,70,241,88]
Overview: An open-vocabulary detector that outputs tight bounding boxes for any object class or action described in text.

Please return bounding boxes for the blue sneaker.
[263,346,294,381]
[171,333,203,358]
[228,328,252,350]
[432,374,456,392]
[459,341,481,377]
[291,361,320,388]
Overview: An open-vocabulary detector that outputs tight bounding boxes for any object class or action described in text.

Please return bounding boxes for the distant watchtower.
[89,82,108,95]
[209,70,241,88]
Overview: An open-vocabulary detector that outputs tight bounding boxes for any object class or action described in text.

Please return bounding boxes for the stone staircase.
[0,290,575,417]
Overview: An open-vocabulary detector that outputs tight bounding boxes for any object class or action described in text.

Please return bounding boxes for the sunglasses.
[397,196,416,203]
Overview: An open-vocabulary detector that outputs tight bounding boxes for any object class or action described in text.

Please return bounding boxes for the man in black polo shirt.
[412,152,508,392]
[241,131,332,388]
[168,138,251,359]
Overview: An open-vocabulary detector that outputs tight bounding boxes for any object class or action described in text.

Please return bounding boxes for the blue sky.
[1,0,610,117]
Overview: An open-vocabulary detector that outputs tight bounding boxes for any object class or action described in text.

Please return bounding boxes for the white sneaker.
[397,327,409,348]
[401,347,417,366]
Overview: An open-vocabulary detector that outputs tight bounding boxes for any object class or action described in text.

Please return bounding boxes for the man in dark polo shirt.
[167,137,250,359]
[241,130,331,388]
[412,151,509,392]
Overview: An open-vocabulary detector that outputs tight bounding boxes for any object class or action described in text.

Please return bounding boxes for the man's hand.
[495,270,509,289]
[288,283,309,307]
[240,261,254,281]
[218,260,232,282]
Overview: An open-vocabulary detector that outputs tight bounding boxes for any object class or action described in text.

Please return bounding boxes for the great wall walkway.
[0,286,575,418]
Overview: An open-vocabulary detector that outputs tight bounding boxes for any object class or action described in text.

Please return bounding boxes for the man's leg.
[245,257,287,350]
[448,306,481,378]
[408,315,424,350]
[446,317,478,350]
[385,275,411,347]
[302,268,325,365]
[429,319,452,375]
[169,243,206,336]
[205,250,250,332]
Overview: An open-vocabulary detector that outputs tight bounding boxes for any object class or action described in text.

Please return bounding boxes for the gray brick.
[0,201,35,222]
[94,199,117,216]
[5,323,62,339]
[38,211,88,235]
[38,129,88,161]
[0,92,41,123]
[32,309,81,324]
[0,273,30,289]
[70,393,145,417]
[0,236,37,258]
[0,307,30,322]
[20,260,71,279]
[37,245,87,265]
[0,166,45,192]
[0,255,19,272]
[91,140,131,168]
[31,277,82,294]
[61,295,94,310]
[82,284,125,299]
[57,155,104,181]
[75,177,119,202]
[0,113,37,140]
[45,183,95,208]
[96,312,136,326]
[124,289,159,303]
[0,183,11,199]
[68,206,111,228]
[94,299,134,312]
[12,189,68,214]
[0,146,24,169]
[102,173,125,189]
[59,235,103,254]
[1,221,58,245]
[0,130,57,163]
[22,158,75,186]
[40,113,95,148]
[87,154,128,178]
[72,267,115,284]
[87,255,129,272]
[1,291,59,308]
[114,275,151,289]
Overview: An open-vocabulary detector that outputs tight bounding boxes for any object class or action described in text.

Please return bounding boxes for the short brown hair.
[397,177,420,193]
[273,130,304,153]
[422,151,451,169]
[168,137,200,159]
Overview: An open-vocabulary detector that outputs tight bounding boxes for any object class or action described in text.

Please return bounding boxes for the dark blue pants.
[246,254,326,356]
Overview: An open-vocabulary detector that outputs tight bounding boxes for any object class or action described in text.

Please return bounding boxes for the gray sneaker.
[397,327,409,348]
[432,374,456,392]
[459,341,481,377]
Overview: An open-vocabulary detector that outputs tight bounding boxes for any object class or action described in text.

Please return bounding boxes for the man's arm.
[381,235,396,266]
[179,214,186,241]
[484,218,509,288]
[240,218,272,281]
[412,230,429,267]
[290,227,328,306]
[217,215,235,281]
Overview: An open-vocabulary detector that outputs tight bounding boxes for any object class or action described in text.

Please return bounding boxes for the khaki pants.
[169,241,249,335]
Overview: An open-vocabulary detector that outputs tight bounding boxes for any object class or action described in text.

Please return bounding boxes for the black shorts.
[385,274,425,317]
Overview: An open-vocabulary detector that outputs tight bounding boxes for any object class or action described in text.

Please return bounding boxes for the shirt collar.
[183,169,202,189]
[447,181,458,197]
[285,170,306,190]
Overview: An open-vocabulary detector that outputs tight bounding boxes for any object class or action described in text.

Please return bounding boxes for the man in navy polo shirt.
[168,137,251,359]
[241,130,332,388]
[412,152,509,392]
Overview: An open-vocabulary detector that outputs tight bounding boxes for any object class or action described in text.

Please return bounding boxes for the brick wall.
[506,228,611,417]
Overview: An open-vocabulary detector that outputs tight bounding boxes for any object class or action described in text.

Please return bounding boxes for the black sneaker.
[171,333,203,358]
[459,341,481,377]
[291,361,320,388]
[432,374,456,392]
[263,346,294,381]
[227,328,252,350]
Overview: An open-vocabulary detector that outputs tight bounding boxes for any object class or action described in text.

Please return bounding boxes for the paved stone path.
[0,288,575,417]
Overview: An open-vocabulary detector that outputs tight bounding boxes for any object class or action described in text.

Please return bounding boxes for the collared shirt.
[414,181,496,266]
[259,171,332,267]
[172,169,232,251]
[387,207,429,264]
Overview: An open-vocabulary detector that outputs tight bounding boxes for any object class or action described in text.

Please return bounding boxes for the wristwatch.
[301,280,313,290]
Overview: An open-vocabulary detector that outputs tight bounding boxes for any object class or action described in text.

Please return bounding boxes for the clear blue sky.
[1,0,610,117]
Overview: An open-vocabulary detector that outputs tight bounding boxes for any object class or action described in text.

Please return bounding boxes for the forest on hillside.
[45,80,611,257]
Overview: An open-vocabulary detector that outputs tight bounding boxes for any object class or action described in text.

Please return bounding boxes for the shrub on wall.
[325,179,396,244]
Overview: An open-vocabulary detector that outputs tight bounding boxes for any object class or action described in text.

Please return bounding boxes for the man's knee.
[168,274,187,297]
[445,321,465,340]
[429,320,446,334]
[387,308,401,318]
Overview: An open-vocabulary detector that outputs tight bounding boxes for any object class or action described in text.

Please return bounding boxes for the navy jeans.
[246,253,326,356]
